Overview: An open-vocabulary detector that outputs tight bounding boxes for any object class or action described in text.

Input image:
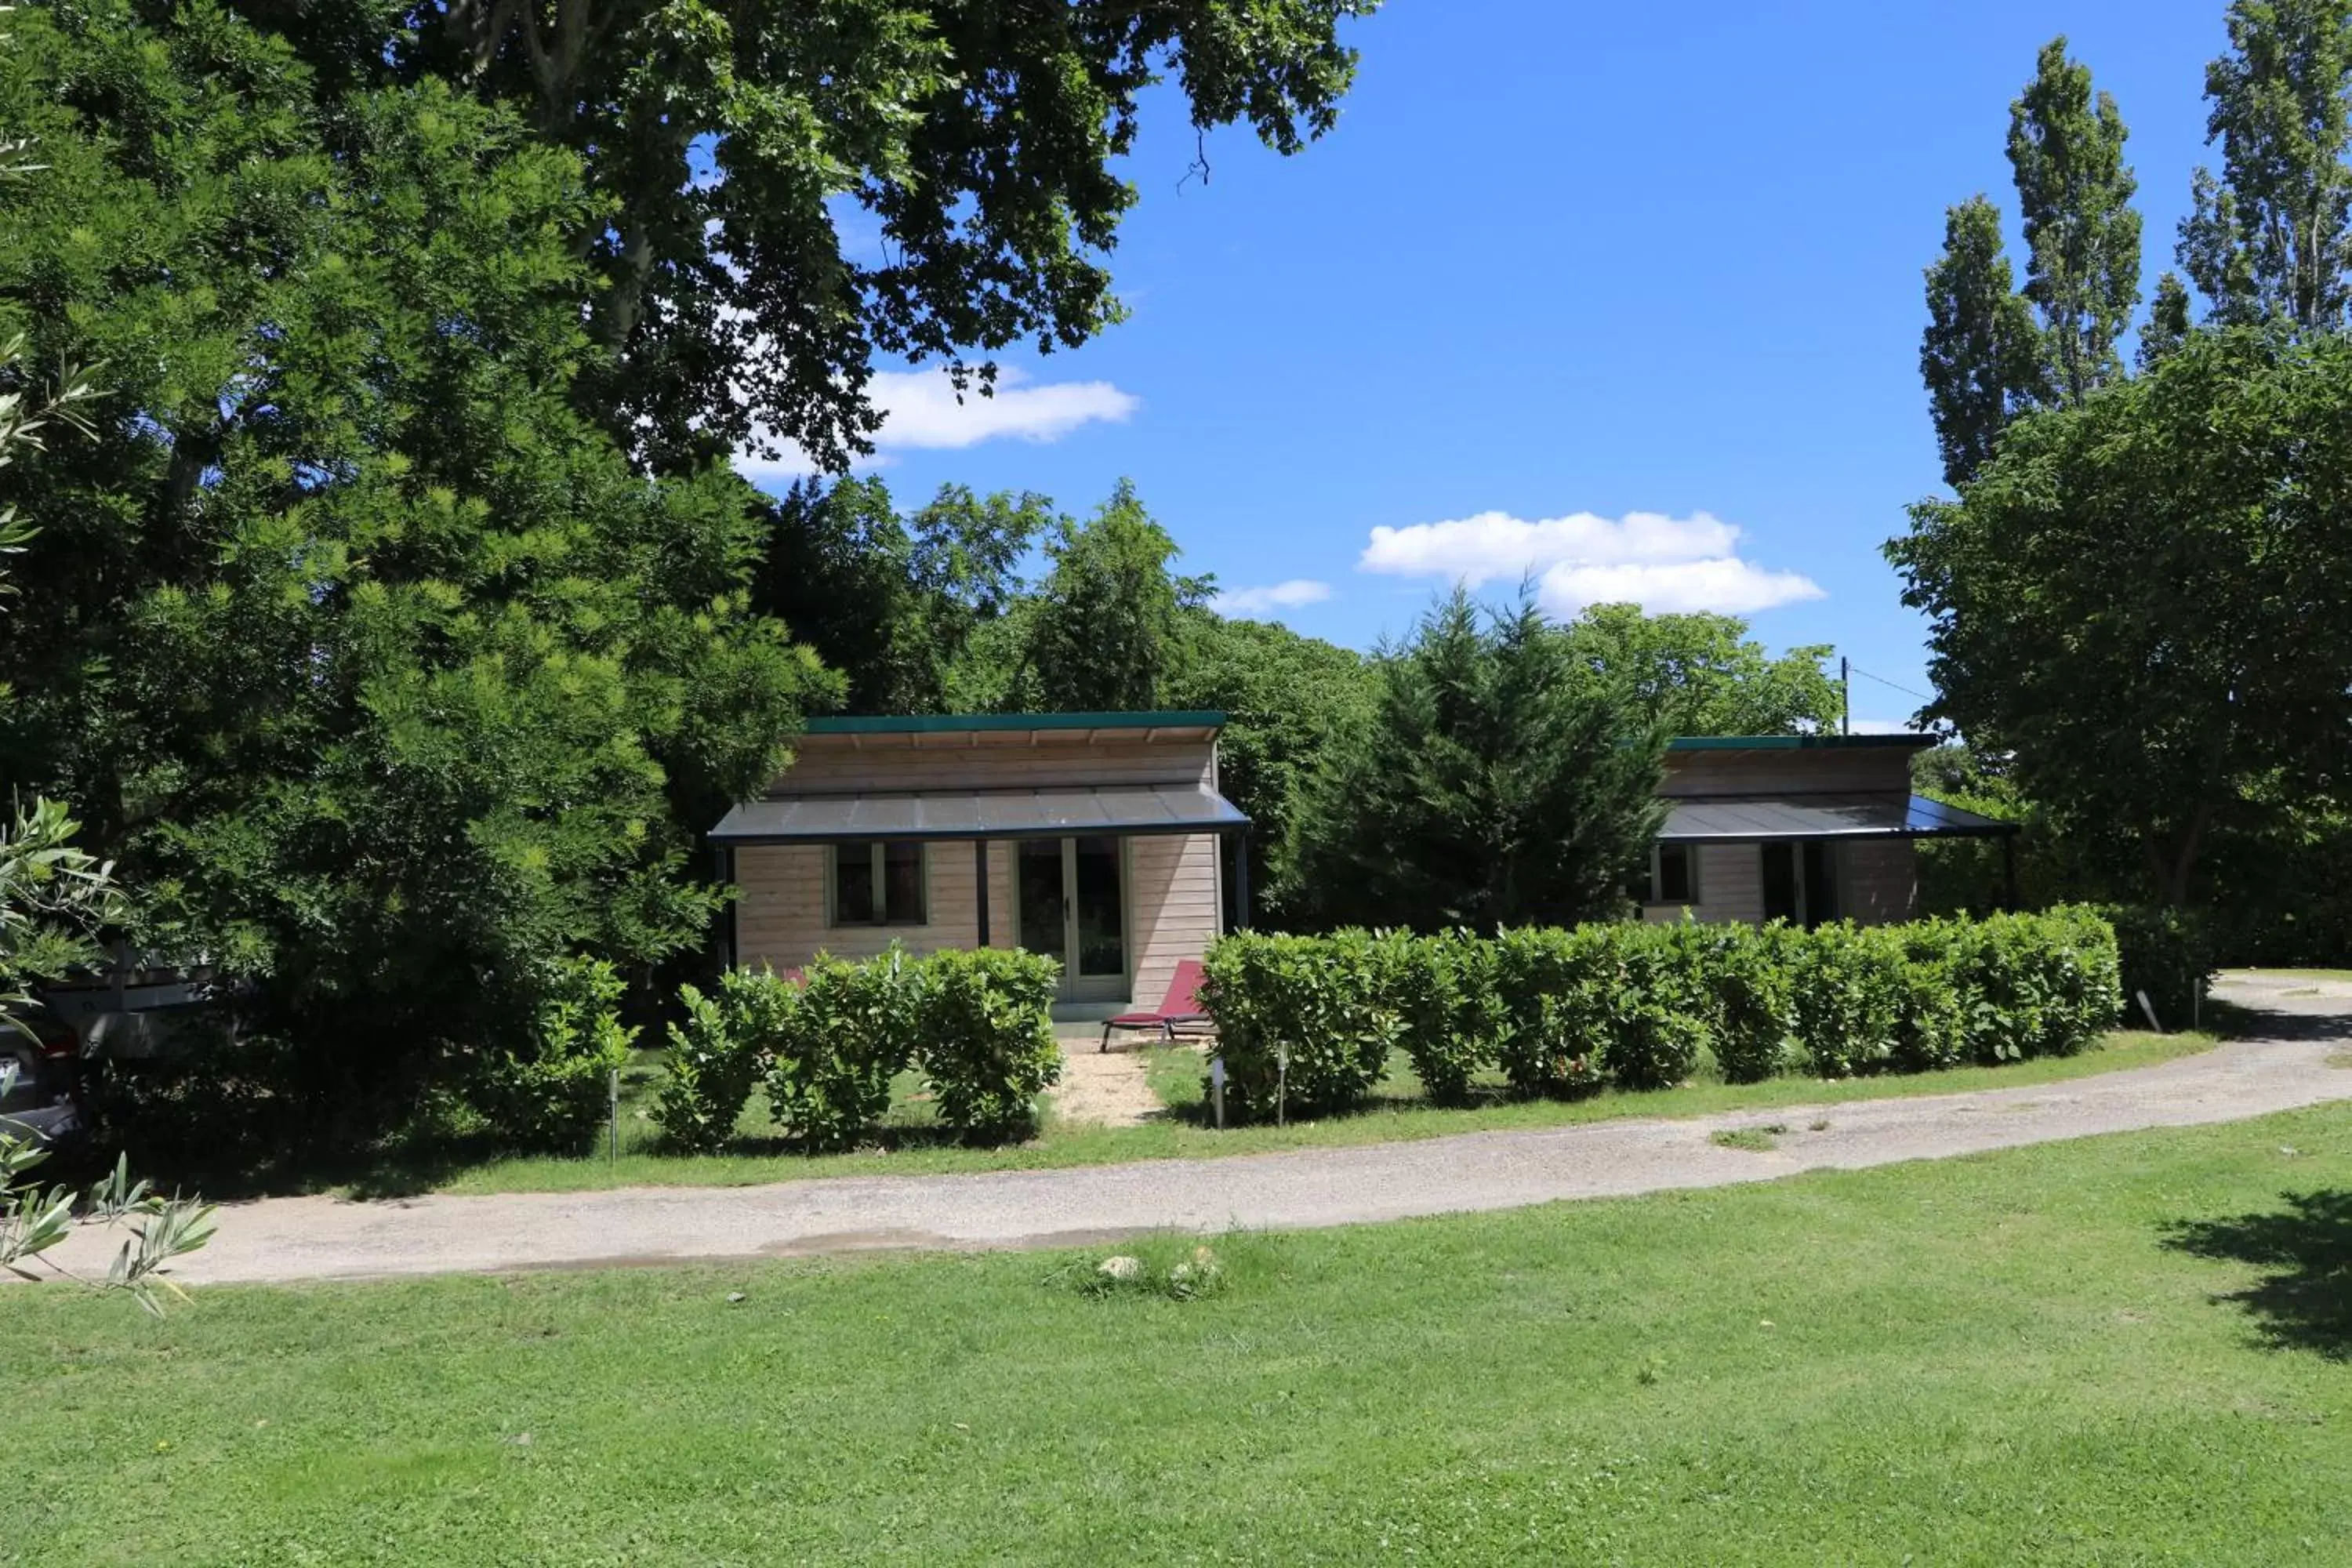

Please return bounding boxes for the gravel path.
[45,975,2352,1287]
[1047,1028,1174,1127]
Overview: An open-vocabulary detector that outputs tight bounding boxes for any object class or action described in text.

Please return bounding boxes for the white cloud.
[1846,717,1926,736]
[863,366,1138,450]
[732,365,1140,485]
[1214,579,1334,618]
[1534,558,1825,617]
[1356,509,1824,618]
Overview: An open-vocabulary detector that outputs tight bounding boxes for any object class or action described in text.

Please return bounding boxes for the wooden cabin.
[709,712,1244,1018]
[710,723,2016,1016]
[1639,735,2016,927]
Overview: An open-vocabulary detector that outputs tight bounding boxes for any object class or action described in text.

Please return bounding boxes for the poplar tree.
[2177,0,2352,331]
[1922,197,2044,487]
[1922,38,2147,485]
[2009,36,2143,402]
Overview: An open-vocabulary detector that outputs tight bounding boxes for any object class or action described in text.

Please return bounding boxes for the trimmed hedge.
[1196,929,1408,1121]
[651,945,1064,1152]
[474,956,637,1152]
[1200,909,2123,1124]
[914,946,1063,1139]
[2093,904,2216,1030]
[650,967,793,1153]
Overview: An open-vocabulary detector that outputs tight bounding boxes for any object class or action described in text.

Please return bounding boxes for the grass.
[427,1027,2220,1196]
[1710,1124,1785,1152]
[7,1106,2350,1564]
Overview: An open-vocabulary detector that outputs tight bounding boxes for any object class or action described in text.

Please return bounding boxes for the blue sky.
[742,0,2231,731]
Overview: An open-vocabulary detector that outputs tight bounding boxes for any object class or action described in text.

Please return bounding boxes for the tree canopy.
[1294,592,1665,933]
[2180,0,2352,331]
[0,0,829,1131]
[751,476,1050,715]
[1889,327,2352,906]
[1556,604,1841,738]
[250,0,1380,471]
[1922,38,2146,486]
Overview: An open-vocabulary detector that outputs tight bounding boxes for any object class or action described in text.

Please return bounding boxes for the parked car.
[1,1006,89,1150]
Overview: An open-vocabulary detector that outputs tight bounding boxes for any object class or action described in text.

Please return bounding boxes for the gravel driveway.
[43,975,2352,1287]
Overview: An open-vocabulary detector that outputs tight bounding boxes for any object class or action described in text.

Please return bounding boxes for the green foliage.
[1890,328,2352,909]
[2,1130,216,1315]
[0,791,214,1311]
[658,948,1063,1152]
[764,953,918,1151]
[0,797,120,1037]
[914,947,1063,1140]
[1297,591,1665,932]
[1197,929,1403,1121]
[245,1,1377,471]
[1614,921,1719,1089]
[1969,907,2123,1058]
[1922,194,2046,488]
[1490,927,1619,1099]
[1557,603,1843,737]
[1923,38,2143,487]
[470,956,637,1153]
[1791,924,1905,1078]
[1202,911,2123,1120]
[1167,612,1380,927]
[2095,905,2216,1030]
[2180,0,2352,332]
[1388,930,1503,1106]
[0,2,831,1135]
[2140,271,2195,368]
[1712,923,1803,1083]
[751,477,1051,716]
[2008,35,2143,404]
[651,968,796,1153]
[1018,481,1210,713]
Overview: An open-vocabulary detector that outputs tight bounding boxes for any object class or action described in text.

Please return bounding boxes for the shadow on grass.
[2162,1189,2352,1360]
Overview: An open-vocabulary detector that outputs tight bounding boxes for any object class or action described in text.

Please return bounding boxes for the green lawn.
[432,1027,2218,1196]
[8,1106,2349,1564]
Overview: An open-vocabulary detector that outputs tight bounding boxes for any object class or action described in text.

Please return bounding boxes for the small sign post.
[1209,1055,1226,1131]
[609,1068,622,1165]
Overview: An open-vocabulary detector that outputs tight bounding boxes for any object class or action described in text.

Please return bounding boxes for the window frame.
[827,840,929,929]
[1645,842,1700,908]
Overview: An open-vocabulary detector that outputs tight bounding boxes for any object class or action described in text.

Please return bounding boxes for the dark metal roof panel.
[1665,734,1937,752]
[1658,793,2017,842]
[804,710,1225,736]
[710,784,1249,843]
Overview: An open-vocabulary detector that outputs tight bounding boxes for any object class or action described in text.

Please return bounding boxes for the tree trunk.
[2147,800,2213,909]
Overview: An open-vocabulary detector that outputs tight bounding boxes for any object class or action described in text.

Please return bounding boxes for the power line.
[1846,664,1935,704]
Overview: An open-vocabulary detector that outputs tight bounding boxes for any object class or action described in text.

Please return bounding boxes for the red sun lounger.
[1099,958,1212,1051]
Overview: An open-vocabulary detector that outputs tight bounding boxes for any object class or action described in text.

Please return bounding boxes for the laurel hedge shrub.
[914,946,1064,1140]
[651,967,796,1152]
[1196,928,1409,1121]
[652,944,1063,1152]
[1199,909,2123,1124]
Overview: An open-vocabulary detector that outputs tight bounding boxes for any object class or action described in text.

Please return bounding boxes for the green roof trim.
[804,710,1227,736]
[1666,734,1936,752]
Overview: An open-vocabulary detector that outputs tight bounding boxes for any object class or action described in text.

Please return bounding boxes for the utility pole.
[1840,656,1850,735]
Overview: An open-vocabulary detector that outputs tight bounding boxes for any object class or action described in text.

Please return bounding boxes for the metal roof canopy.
[804,710,1225,736]
[1659,793,2017,844]
[1664,734,1937,752]
[710,784,1250,845]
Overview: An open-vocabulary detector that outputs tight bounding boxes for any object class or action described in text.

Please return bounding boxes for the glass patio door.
[1014,836,1127,1001]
